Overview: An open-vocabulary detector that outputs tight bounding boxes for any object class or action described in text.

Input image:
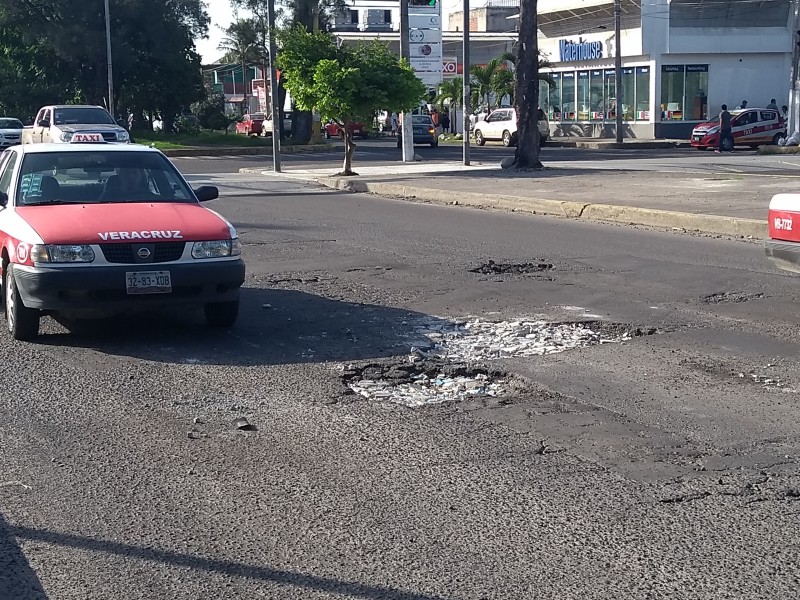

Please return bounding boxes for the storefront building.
[537,0,793,139]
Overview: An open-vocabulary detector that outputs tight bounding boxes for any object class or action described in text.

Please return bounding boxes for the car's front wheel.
[474,130,485,146]
[773,132,786,145]
[4,265,40,341]
[204,299,239,328]
[502,130,513,147]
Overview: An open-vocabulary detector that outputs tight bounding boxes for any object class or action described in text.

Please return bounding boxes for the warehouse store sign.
[559,38,603,62]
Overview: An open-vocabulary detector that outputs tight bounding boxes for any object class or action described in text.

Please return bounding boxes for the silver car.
[0,117,24,147]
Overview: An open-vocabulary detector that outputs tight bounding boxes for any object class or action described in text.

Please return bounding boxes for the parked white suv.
[472,107,549,147]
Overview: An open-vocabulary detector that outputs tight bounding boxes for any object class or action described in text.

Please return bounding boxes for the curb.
[757,145,800,155]
[158,143,335,158]
[546,139,692,150]
[238,168,767,239]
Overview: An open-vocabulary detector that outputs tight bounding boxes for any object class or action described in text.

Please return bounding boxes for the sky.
[195,0,251,64]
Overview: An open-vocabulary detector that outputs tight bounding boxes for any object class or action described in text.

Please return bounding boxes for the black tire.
[204,299,239,328]
[4,265,39,341]
[773,132,785,145]
[474,130,485,146]
[502,130,513,147]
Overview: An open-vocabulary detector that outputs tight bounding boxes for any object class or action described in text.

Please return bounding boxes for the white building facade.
[537,0,794,138]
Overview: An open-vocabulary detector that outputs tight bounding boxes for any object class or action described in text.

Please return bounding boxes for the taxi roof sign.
[71,133,105,143]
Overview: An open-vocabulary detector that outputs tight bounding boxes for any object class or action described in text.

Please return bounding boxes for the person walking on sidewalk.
[716,104,733,153]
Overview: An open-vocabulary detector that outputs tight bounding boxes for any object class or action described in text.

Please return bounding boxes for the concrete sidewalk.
[239,159,781,239]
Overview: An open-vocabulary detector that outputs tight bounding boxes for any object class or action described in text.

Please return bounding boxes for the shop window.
[635,67,650,120]
[577,71,590,121]
[603,69,616,119]
[685,65,708,121]
[590,70,604,121]
[562,72,576,120]
[620,68,635,121]
[547,72,561,120]
[661,65,685,120]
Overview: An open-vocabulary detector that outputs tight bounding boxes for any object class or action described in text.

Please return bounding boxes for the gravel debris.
[414,318,630,362]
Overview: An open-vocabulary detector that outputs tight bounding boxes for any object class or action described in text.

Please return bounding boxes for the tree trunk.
[292,110,312,144]
[339,124,357,176]
[513,0,543,169]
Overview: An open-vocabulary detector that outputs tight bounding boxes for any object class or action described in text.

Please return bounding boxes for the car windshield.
[412,116,433,125]
[0,118,23,129]
[53,107,115,125]
[17,151,196,206]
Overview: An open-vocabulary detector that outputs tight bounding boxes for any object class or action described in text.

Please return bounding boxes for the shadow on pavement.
[0,513,48,600]
[11,524,456,600]
[35,288,443,367]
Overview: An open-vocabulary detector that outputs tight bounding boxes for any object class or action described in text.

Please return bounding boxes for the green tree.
[499,49,555,105]
[278,27,425,175]
[434,77,463,133]
[0,0,208,126]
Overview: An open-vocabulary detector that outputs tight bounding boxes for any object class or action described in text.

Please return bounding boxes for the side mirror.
[38,119,50,128]
[0,191,8,207]
[194,185,219,202]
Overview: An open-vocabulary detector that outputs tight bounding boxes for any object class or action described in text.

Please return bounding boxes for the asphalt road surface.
[1,173,799,599]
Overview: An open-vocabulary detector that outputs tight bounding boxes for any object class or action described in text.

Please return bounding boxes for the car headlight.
[191,239,241,259]
[31,244,95,263]
[60,132,73,142]
[705,126,719,135]
[118,131,130,142]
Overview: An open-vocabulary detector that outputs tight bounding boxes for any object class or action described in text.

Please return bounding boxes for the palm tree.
[470,58,504,111]
[499,49,556,105]
[434,77,462,133]
[218,19,262,114]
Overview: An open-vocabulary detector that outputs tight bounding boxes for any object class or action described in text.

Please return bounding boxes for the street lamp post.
[614,0,623,144]
[104,0,114,116]
[268,0,281,172]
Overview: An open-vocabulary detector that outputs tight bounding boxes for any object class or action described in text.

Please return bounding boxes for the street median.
[238,168,768,239]
[159,143,334,158]
[319,177,767,239]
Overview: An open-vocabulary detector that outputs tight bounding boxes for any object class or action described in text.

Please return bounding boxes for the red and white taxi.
[691,108,786,151]
[766,194,800,274]
[0,138,245,340]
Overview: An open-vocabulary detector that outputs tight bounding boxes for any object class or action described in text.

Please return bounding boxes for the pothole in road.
[681,358,786,388]
[469,260,554,275]
[343,318,657,406]
[702,291,765,304]
[343,361,516,408]
[411,318,655,362]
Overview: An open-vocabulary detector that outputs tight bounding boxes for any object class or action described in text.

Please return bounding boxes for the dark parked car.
[397,114,438,148]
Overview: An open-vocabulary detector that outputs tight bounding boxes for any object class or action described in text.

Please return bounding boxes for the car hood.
[0,128,22,135]
[16,202,232,245]
[693,120,719,131]
[56,123,125,133]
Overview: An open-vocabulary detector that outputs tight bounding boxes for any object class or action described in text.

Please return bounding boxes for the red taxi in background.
[766,194,800,274]
[0,136,245,340]
[323,121,368,139]
[235,113,266,136]
[691,108,786,151]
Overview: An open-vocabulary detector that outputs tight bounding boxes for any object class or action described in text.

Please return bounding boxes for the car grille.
[4,134,20,140]
[99,242,185,264]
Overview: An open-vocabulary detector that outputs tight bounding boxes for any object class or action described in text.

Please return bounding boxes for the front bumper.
[13,259,245,311]
[765,239,800,274]
[0,139,21,147]
[691,133,717,148]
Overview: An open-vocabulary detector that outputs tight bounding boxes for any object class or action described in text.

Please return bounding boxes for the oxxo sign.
[559,37,603,62]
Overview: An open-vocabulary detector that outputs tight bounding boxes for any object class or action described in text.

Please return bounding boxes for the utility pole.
[268,0,281,172]
[790,0,800,135]
[103,0,114,116]
[462,0,470,165]
[614,0,623,144]
[400,0,415,162]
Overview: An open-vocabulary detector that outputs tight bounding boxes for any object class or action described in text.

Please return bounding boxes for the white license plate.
[126,271,172,294]
[353,129,360,134]
[694,136,702,141]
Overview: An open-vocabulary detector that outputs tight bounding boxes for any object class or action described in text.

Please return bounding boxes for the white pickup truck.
[21,105,131,145]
